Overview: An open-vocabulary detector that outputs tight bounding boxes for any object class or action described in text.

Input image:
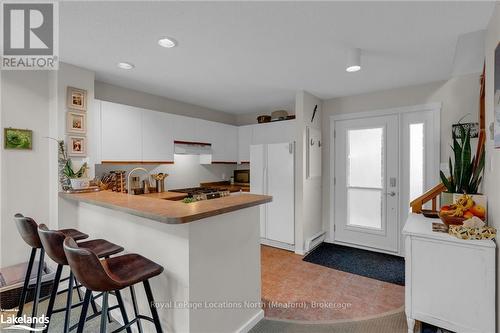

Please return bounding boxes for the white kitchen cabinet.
[171,114,199,143]
[251,120,296,145]
[403,214,495,333]
[238,125,252,163]
[100,101,142,162]
[142,110,174,162]
[220,123,238,163]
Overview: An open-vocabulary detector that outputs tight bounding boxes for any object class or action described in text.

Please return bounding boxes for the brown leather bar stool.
[38,224,126,333]
[63,237,164,333]
[13,213,89,329]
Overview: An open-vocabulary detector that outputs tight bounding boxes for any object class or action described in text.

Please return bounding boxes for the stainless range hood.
[174,140,213,164]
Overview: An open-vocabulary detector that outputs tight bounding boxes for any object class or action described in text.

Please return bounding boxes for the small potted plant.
[63,159,89,190]
[439,123,486,221]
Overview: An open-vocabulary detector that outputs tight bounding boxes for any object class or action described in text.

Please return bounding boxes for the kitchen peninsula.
[59,191,271,332]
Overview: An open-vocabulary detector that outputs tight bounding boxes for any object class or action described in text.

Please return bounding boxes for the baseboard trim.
[237,309,264,333]
[261,238,295,251]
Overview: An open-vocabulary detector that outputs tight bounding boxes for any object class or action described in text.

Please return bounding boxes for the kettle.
[151,173,168,192]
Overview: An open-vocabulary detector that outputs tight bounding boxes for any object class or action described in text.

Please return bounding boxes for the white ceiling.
[60,1,494,114]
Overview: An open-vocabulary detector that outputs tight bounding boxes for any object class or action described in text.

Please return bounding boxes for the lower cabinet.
[403,214,495,333]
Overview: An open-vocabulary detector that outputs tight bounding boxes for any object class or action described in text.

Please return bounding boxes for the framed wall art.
[67,86,87,111]
[4,128,32,150]
[66,111,86,134]
[495,43,500,148]
[68,135,86,156]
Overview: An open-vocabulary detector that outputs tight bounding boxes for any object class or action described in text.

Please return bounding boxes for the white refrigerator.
[250,142,295,249]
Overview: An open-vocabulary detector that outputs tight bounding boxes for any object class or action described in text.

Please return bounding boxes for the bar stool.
[38,224,126,333]
[13,213,89,328]
[63,237,164,333]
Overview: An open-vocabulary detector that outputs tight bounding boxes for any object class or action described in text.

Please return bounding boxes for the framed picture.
[68,135,86,156]
[452,122,479,139]
[66,111,86,134]
[4,128,32,150]
[67,86,87,111]
[494,42,500,148]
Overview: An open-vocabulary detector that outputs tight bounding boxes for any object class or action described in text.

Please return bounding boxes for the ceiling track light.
[346,48,361,72]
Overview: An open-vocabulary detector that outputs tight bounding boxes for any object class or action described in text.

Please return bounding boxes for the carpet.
[303,243,405,286]
[250,310,409,333]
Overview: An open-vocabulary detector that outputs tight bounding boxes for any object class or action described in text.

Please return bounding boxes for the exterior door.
[334,115,399,252]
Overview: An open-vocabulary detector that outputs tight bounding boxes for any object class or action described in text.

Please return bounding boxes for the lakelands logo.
[1,314,49,331]
[1,1,58,70]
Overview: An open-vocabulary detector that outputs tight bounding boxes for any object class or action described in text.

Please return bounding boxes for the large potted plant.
[440,123,486,220]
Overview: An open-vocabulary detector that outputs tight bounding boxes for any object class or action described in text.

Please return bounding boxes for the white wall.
[95,81,237,125]
[321,74,481,242]
[1,71,52,267]
[482,2,500,327]
[294,91,323,254]
[95,154,237,190]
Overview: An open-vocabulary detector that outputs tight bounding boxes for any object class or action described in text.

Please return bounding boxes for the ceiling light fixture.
[158,37,177,48]
[117,62,134,70]
[346,48,361,72]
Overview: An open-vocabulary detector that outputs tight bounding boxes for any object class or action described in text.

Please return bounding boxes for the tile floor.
[261,245,404,321]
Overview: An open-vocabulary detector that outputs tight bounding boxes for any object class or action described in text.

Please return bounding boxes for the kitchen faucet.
[127,167,151,195]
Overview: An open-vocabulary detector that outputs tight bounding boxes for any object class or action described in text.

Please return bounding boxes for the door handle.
[385,191,396,197]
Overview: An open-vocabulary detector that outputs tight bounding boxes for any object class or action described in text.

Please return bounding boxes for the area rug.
[303,243,405,285]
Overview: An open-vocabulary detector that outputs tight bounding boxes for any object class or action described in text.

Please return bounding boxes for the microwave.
[234,169,250,184]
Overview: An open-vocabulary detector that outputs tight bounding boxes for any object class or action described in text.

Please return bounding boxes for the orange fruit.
[470,205,486,219]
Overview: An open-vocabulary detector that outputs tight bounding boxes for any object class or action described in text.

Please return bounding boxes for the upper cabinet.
[142,110,175,162]
[100,101,142,162]
[238,125,253,163]
[251,120,296,145]
[99,100,238,164]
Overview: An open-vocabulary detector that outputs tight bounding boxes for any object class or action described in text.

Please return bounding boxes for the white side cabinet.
[238,125,252,163]
[403,214,495,333]
[251,120,296,145]
[100,101,142,161]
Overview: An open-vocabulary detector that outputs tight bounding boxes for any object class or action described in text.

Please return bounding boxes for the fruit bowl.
[438,212,466,226]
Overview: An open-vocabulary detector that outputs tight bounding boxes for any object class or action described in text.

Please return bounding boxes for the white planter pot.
[70,178,90,190]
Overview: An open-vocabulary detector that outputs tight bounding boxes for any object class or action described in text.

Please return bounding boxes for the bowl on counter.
[257,115,272,123]
[438,212,466,226]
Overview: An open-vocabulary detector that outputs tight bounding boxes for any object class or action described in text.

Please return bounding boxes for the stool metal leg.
[17,248,36,318]
[31,248,45,329]
[63,271,75,333]
[143,280,163,333]
[77,290,91,333]
[115,289,132,333]
[130,285,143,333]
[43,264,63,333]
[100,291,109,333]
[74,276,83,302]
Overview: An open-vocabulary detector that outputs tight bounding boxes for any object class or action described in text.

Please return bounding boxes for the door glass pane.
[409,123,424,203]
[348,128,383,188]
[347,188,382,229]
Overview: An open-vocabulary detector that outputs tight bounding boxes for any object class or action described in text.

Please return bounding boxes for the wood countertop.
[59,190,271,224]
[140,191,187,200]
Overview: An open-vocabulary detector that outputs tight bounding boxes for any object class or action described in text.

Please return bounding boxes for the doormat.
[303,243,405,285]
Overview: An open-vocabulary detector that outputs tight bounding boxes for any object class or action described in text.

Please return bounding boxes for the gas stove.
[170,187,231,201]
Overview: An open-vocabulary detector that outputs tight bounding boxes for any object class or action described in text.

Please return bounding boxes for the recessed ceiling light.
[346,65,361,72]
[117,62,134,70]
[158,37,177,48]
[346,48,361,72]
